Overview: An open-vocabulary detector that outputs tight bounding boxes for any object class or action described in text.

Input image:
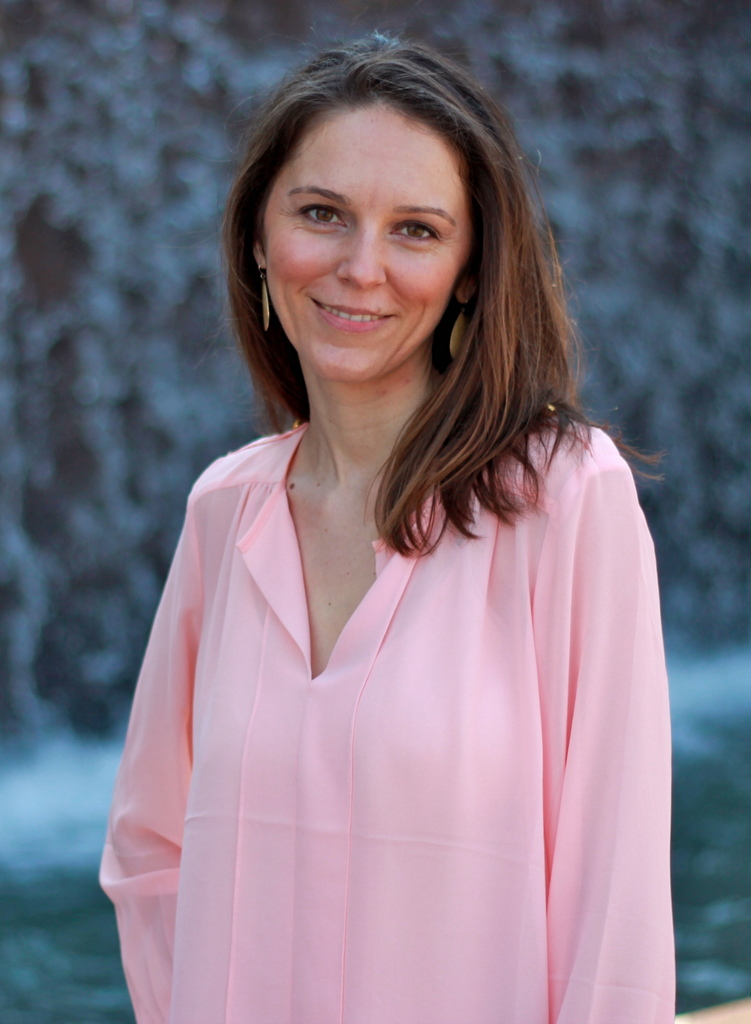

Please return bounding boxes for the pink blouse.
[100,425,675,1024]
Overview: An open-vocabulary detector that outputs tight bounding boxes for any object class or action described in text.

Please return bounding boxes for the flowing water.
[0,739,132,1022]
[0,871,133,1024]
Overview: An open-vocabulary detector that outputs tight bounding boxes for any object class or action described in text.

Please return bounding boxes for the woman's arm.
[100,498,203,1024]
[533,436,675,1024]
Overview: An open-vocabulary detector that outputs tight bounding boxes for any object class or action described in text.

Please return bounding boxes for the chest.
[192,515,542,841]
[287,483,378,677]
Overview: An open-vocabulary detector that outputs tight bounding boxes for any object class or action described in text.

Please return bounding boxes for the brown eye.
[402,223,435,239]
[309,207,337,223]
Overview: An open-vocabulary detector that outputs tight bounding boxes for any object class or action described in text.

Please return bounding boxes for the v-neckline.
[285,498,377,681]
[237,429,417,682]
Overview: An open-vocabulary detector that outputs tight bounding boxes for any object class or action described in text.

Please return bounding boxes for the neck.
[293,363,437,492]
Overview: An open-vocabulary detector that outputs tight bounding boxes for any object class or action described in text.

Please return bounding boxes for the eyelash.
[303,205,340,225]
[300,205,439,240]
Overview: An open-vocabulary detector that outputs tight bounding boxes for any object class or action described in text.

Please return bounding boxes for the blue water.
[0,739,133,1023]
[0,870,133,1024]
[1,650,749,1019]
[669,648,751,1011]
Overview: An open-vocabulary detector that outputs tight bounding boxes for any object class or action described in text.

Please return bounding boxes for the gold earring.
[259,267,270,331]
[449,307,467,359]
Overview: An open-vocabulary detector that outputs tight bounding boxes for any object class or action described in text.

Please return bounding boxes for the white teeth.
[319,302,381,322]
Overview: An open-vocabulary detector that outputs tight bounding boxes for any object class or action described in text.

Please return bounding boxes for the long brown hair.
[224,34,591,554]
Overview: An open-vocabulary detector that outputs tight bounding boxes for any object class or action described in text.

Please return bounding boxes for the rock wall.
[0,0,749,735]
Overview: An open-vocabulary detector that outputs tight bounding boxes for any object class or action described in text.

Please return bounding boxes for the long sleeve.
[100,499,202,1024]
[532,439,675,1023]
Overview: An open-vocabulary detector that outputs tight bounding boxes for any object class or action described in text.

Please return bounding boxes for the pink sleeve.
[533,442,675,1024]
[99,500,202,1024]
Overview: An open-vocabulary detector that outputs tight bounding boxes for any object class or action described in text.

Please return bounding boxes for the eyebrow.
[287,187,457,227]
[393,205,457,227]
[288,186,349,204]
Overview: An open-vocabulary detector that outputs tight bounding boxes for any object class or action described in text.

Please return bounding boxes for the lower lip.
[314,301,390,334]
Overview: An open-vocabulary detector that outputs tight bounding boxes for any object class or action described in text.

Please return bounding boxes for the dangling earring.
[259,267,270,331]
[449,307,467,359]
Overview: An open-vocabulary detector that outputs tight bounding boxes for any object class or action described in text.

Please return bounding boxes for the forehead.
[273,105,468,202]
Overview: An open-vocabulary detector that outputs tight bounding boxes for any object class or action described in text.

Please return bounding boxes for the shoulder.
[536,426,637,515]
[187,426,304,505]
[178,426,304,571]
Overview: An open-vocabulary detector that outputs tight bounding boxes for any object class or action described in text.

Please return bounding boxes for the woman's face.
[254,105,474,395]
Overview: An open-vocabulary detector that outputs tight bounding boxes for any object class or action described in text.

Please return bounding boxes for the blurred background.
[0,0,749,1018]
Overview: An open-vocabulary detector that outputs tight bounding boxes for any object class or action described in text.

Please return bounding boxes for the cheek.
[268,233,333,288]
[391,256,464,312]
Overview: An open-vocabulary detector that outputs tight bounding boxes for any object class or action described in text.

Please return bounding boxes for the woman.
[101,35,675,1024]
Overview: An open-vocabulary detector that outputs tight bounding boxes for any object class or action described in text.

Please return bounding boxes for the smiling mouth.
[316,301,387,323]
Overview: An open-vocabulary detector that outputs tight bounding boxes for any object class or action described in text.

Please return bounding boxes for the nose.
[336,227,387,288]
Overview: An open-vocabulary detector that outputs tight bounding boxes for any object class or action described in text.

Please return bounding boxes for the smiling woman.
[100,34,676,1024]
[253,106,473,397]
[251,104,477,676]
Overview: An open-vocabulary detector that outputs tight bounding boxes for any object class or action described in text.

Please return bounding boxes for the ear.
[252,239,265,268]
[455,275,476,306]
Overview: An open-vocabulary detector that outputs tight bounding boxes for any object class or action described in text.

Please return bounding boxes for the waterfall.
[1,0,748,736]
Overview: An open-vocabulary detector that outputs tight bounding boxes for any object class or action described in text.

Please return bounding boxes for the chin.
[300,348,390,384]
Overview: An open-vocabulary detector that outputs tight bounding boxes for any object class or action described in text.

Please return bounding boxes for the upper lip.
[314,299,390,317]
